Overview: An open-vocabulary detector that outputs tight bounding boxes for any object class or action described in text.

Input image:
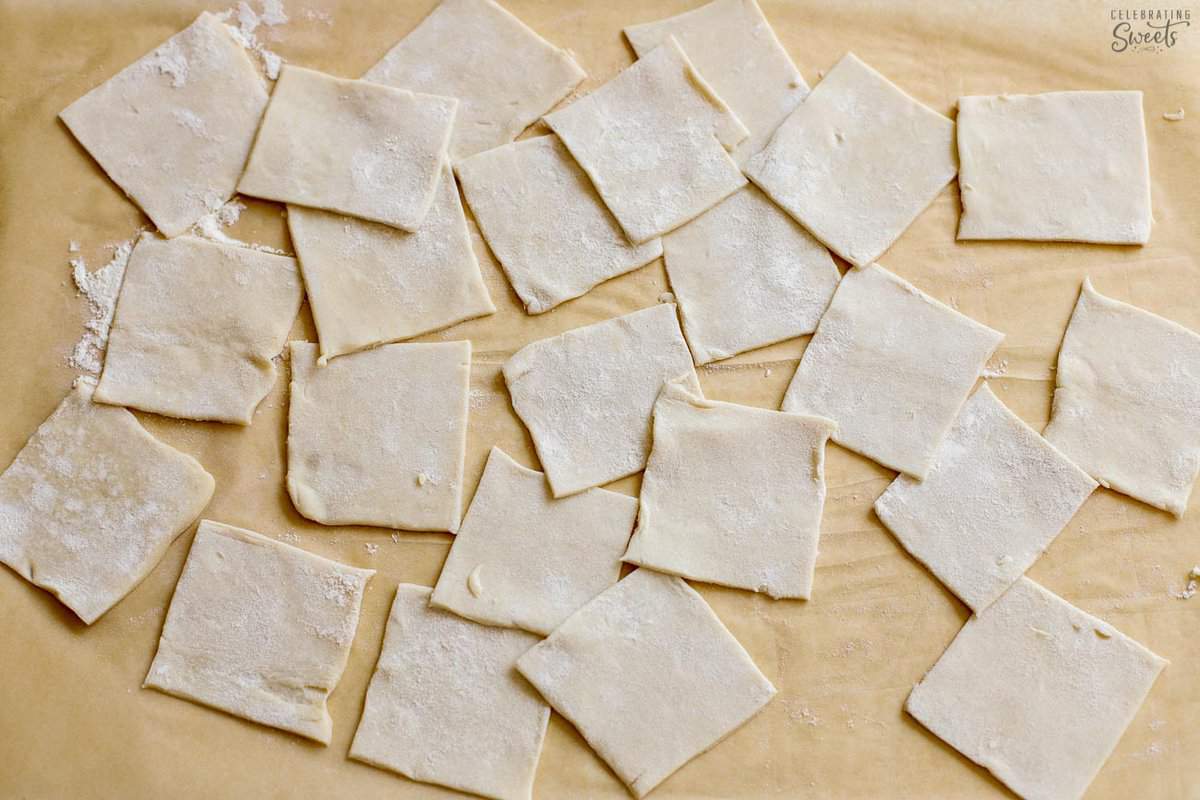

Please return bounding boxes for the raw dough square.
[287,340,471,532]
[94,235,303,425]
[0,380,213,625]
[350,584,549,800]
[455,135,662,314]
[782,264,1003,479]
[543,38,749,244]
[430,447,638,635]
[744,53,956,267]
[1044,279,1200,516]
[624,378,834,599]
[287,165,495,360]
[60,12,269,237]
[875,384,1097,613]
[144,520,374,744]
[957,92,1151,244]
[238,65,456,231]
[624,0,808,164]
[906,577,1167,800]
[503,303,698,497]
[665,185,841,364]
[517,569,776,798]
[364,0,585,160]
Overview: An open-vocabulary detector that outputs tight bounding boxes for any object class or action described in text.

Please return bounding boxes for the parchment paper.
[1,1,1197,798]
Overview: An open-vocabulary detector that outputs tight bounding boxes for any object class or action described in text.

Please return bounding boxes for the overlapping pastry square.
[745,53,956,267]
[144,520,374,743]
[0,381,213,624]
[782,264,1003,478]
[60,12,269,236]
[238,65,456,231]
[875,384,1097,612]
[431,447,638,635]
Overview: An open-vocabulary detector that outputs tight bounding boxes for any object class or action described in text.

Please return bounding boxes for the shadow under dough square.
[59,12,269,237]
[1043,278,1200,516]
[430,447,638,636]
[907,577,1166,800]
[144,520,374,744]
[0,381,213,625]
[363,0,585,160]
[957,92,1151,244]
[782,264,1003,479]
[238,65,456,231]
[874,384,1096,613]
[543,37,749,244]
[744,52,956,267]
[350,584,549,800]
[287,341,471,532]
[455,135,662,314]
[503,303,698,498]
[287,165,494,360]
[623,377,835,599]
[517,569,776,799]
[93,235,302,425]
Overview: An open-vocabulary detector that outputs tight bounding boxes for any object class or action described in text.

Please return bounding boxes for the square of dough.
[94,235,303,425]
[430,447,638,635]
[503,303,698,497]
[957,92,1151,244]
[287,165,494,360]
[875,385,1097,613]
[455,135,662,314]
[144,520,374,744]
[624,0,808,164]
[363,0,585,160]
[744,53,956,267]
[906,577,1167,800]
[60,12,269,237]
[1044,279,1200,516]
[623,378,835,599]
[782,264,1003,479]
[350,584,549,800]
[0,380,213,625]
[287,341,471,532]
[238,65,456,231]
[517,569,776,798]
[665,185,841,364]
[543,38,749,244]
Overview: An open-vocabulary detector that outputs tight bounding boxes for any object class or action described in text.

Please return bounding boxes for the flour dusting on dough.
[219,0,291,80]
[68,237,138,374]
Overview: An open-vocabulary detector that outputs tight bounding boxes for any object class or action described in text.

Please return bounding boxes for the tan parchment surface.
[0,1,1197,798]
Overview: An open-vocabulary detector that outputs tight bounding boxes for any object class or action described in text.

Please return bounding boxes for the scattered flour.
[190,197,291,255]
[68,237,139,374]
[1163,108,1185,121]
[364,543,379,555]
[1170,565,1200,600]
[220,0,291,80]
[981,358,1009,379]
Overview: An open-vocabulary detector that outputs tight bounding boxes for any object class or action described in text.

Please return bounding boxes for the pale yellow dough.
[957,92,1152,244]
[144,520,374,744]
[364,0,585,161]
[907,577,1166,800]
[782,264,1003,478]
[60,12,269,237]
[875,384,1097,613]
[287,165,494,360]
[0,380,213,625]
[287,341,471,532]
[543,38,749,244]
[1044,279,1200,516]
[238,65,456,232]
[430,447,638,635]
[455,135,662,314]
[94,235,302,426]
[623,377,835,599]
[517,569,776,798]
[350,584,549,800]
[745,53,957,267]
[503,304,698,497]
[624,0,808,165]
